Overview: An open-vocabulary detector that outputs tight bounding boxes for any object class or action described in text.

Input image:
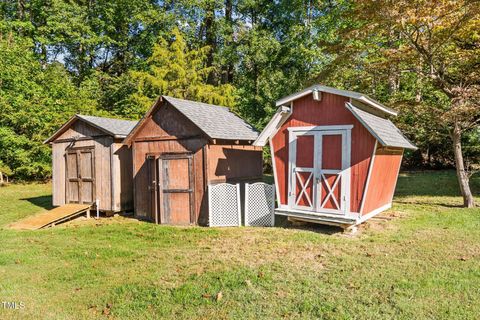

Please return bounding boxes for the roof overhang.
[122,97,163,146]
[345,102,417,150]
[275,84,398,116]
[253,106,292,146]
[44,115,78,144]
[254,100,416,150]
[44,115,130,144]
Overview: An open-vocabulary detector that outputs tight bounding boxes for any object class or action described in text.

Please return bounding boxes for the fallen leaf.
[216,291,223,301]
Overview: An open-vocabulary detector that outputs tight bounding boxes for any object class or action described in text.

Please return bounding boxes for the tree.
[0,34,97,180]
[343,0,480,207]
[129,27,235,114]
[0,160,12,184]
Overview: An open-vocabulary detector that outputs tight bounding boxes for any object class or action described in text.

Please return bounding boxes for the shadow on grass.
[21,195,54,211]
[395,199,464,208]
[287,223,343,235]
[275,215,343,235]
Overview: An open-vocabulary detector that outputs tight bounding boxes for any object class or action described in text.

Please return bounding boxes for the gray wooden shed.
[44,115,137,213]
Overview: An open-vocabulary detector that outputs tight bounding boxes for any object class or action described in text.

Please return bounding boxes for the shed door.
[66,148,95,204]
[158,154,194,225]
[288,129,351,215]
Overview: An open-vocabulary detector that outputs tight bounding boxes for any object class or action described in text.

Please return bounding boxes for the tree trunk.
[222,0,234,84]
[452,122,475,208]
[204,0,216,84]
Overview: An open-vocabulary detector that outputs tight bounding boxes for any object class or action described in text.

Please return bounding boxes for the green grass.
[0,171,479,319]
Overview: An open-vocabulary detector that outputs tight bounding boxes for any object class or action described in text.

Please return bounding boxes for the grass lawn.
[0,171,479,319]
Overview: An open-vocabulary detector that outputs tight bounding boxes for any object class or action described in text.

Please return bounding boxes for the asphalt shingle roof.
[346,103,417,150]
[163,96,259,141]
[76,115,138,137]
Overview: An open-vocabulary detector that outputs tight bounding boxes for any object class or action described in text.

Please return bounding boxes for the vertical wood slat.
[130,99,263,225]
[65,148,95,205]
[157,154,194,225]
[50,119,134,213]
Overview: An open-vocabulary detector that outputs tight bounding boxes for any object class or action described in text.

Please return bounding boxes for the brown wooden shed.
[123,96,263,225]
[44,115,137,213]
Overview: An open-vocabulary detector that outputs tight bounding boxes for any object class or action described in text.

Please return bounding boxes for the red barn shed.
[254,85,417,228]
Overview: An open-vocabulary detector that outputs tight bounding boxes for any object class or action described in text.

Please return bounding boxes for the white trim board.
[275,202,393,226]
[287,125,353,132]
[276,205,358,220]
[359,140,377,215]
[356,203,392,225]
[275,84,398,116]
[269,137,281,208]
[253,105,292,146]
[287,127,352,216]
[276,208,357,223]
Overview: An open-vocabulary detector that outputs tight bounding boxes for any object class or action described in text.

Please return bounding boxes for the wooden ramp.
[9,204,91,230]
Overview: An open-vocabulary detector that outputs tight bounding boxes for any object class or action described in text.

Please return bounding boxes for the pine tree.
[130,28,235,111]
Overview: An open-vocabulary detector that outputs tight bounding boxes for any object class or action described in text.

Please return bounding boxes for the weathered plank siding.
[112,143,134,212]
[50,120,133,212]
[129,100,263,225]
[132,139,206,220]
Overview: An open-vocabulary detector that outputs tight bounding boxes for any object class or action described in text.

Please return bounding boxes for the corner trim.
[356,203,392,224]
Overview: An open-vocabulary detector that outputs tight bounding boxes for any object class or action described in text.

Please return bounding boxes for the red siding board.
[362,148,403,214]
[272,92,376,213]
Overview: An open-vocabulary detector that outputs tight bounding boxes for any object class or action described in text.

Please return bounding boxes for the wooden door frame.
[146,154,159,223]
[65,146,96,205]
[156,152,195,225]
[287,125,352,215]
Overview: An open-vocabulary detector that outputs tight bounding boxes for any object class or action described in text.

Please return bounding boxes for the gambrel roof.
[124,96,259,145]
[254,85,417,150]
[44,114,138,144]
[275,84,398,116]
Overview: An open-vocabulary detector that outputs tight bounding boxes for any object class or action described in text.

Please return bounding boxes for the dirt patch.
[354,210,405,235]
[61,214,140,228]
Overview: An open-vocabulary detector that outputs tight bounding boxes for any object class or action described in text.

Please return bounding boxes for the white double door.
[288,127,351,215]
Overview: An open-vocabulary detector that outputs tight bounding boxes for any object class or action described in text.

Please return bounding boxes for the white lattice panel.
[208,183,241,227]
[245,183,275,227]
